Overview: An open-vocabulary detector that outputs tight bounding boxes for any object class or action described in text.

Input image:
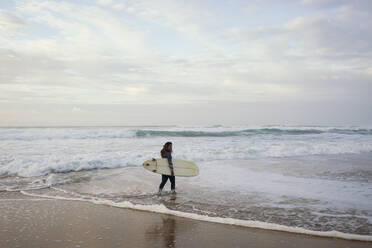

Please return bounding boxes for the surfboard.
[142,158,199,177]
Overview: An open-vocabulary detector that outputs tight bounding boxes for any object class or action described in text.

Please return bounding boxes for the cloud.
[72,106,81,112]
[0,10,25,39]
[284,6,372,58]
[100,0,223,41]
[96,0,113,6]
[366,67,372,75]
[301,0,372,10]
[0,0,371,125]
[11,0,151,61]
[301,0,347,8]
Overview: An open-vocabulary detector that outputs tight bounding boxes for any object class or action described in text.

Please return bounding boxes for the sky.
[0,0,371,126]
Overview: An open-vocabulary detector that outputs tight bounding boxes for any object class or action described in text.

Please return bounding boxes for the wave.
[134,128,322,137]
[0,157,130,177]
[1,127,372,140]
[19,190,372,242]
[135,128,372,137]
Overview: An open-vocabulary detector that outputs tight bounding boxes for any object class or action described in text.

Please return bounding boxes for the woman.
[158,141,176,194]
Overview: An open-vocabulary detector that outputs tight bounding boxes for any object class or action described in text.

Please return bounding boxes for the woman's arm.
[166,152,174,176]
[166,151,173,167]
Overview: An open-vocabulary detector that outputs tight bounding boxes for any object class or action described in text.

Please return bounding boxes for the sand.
[0,191,370,248]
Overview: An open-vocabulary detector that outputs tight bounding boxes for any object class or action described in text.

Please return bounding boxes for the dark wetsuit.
[159,151,175,191]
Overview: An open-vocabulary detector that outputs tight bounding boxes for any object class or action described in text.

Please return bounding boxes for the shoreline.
[20,189,372,242]
[1,191,371,248]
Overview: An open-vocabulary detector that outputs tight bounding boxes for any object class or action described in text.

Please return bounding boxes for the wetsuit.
[159,151,175,191]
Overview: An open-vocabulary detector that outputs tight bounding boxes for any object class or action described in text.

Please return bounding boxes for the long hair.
[160,142,172,157]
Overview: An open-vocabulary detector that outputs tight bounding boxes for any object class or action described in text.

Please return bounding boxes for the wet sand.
[0,191,370,248]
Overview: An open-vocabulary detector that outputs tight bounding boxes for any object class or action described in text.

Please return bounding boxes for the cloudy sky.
[0,0,371,126]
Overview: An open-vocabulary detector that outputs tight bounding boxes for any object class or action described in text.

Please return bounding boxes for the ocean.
[0,125,371,240]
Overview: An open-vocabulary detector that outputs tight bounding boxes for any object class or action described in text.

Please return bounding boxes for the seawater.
[0,125,371,240]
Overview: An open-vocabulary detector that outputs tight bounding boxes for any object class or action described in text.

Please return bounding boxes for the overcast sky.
[0,0,371,126]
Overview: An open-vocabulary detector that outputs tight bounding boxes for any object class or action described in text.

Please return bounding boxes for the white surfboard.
[142,158,199,177]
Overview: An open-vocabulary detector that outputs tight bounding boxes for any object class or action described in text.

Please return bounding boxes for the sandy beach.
[0,191,370,248]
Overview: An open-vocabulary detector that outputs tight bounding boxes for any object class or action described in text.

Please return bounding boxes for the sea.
[0,125,371,241]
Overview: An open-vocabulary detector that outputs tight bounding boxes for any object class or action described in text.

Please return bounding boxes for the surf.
[19,189,372,242]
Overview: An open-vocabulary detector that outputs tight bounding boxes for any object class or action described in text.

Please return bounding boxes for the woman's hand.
[171,170,174,176]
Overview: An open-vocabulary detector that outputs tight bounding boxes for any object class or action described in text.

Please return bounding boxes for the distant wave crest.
[1,127,372,141]
[135,128,372,137]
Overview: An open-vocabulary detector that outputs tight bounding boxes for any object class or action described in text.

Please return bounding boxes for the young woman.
[158,141,176,194]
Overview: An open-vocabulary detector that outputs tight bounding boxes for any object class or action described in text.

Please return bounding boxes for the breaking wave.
[1,127,372,141]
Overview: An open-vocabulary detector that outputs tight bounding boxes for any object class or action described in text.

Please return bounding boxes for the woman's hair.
[160,142,172,157]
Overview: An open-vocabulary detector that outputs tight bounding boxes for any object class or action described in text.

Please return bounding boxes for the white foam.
[1,139,372,178]
[19,190,372,242]
[1,126,372,177]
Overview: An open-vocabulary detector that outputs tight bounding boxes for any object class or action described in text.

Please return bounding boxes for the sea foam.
[1,126,372,177]
[20,190,372,242]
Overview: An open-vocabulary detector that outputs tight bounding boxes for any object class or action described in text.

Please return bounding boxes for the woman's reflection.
[146,217,176,248]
